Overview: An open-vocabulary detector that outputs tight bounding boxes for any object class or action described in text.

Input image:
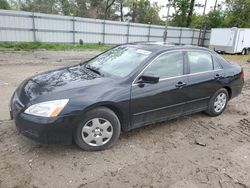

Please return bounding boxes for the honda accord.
[10,43,244,151]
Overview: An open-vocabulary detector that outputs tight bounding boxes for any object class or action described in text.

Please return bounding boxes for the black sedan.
[10,43,244,151]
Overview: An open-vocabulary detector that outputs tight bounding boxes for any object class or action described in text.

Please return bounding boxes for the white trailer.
[209,28,250,55]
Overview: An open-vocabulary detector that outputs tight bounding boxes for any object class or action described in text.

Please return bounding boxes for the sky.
[150,0,225,19]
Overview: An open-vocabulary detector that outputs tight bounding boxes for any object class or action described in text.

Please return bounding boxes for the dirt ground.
[0,51,250,188]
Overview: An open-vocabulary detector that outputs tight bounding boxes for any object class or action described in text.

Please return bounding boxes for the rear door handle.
[175,82,186,88]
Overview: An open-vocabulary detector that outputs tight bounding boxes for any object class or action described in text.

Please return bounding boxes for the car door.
[130,51,189,128]
[184,50,224,112]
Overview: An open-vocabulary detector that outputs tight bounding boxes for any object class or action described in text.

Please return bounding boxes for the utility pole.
[203,0,207,15]
[198,0,207,46]
[163,0,171,43]
[214,0,218,10]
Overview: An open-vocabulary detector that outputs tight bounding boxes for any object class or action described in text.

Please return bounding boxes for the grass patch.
[223,53,250,63]
[0,42,111,51]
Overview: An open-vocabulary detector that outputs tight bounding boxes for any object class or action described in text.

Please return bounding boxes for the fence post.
[198,28,202,46]
[72,16,76,44]
[179,28,182,45]
[126,23,130,43]
[147,24,151,42]
[191,29,195,45]
[102,20,106,44]
[202,29,207,47]
[31,12,36,42]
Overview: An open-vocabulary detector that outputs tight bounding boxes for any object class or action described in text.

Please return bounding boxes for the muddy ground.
[0,51,250,188]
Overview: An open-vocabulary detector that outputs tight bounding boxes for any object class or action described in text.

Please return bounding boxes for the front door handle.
[175,82,186,88]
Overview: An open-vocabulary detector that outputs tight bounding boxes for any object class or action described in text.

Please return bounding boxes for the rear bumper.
[230,78,244,99]
[13,112,76,144]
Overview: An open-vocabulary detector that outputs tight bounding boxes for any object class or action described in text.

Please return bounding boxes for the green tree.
[206,10,224,29]
[126,0,162,24]
[223,0,250,27]
[171,0,190,27]
[0,0,10,9]
[190,14,206,28]
[59,0,77,16]
[21,0,61,14]
[190,10,224,29]
[137,1,162,24]
[186,0,195,26]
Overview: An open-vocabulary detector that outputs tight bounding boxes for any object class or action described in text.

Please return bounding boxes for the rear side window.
[213,57,222,70]
[213,55,225,69]
[144,51,184,79]
[187,51,213,73]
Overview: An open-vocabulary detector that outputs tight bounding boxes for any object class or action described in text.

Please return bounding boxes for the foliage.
[135,0,162,24]
[170,0,196,27]
[223,0,250,27]
[189,14,206,28]
[206,10,225,29]
[190,10,225,29]
[79,39,83,45]
[0,42,111,51]
[0,0,10,9]
[2,0,250,28]
[4,0,162,24]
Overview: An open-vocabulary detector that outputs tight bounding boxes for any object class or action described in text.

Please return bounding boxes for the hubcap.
[81,118,113,146]
[214,93,227,113]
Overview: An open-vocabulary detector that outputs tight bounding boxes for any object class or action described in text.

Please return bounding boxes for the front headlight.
[24,99,69,117]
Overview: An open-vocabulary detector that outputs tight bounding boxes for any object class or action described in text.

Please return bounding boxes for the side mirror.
[139,73,159,84]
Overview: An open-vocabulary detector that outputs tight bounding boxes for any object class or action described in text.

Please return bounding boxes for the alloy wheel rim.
[81,118,113,146]
[214,93,227,113]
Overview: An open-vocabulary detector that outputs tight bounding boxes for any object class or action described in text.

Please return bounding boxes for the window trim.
[132,49,223,86]
[213,55,223,70]
[133,50,185,85]
[186,51,214,74]
[143,51,185,80]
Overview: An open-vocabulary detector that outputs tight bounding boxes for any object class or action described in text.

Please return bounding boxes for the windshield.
[85,46,152,77]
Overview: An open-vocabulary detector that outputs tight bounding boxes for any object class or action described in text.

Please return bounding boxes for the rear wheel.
[74,107,121,151]
[241,48,247,55]
[246,48,250,55]
[205,88,229,117]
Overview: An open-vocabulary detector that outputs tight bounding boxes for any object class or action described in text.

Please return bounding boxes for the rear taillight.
[240,69,244,79]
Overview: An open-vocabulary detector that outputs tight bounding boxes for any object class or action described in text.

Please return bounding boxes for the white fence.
[0,9,210,46]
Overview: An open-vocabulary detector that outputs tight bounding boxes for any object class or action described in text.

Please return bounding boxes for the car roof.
[125,42,212,54]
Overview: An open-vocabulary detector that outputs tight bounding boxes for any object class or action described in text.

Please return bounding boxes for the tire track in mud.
[196,119,250,142]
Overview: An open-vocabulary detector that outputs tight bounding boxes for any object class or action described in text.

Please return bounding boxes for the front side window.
[86,46,151,77]
[144,51,184,79]
[187,51,213,73]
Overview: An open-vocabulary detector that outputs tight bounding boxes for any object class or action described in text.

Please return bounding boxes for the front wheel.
[74,107,121,151]
[205,88,229,117]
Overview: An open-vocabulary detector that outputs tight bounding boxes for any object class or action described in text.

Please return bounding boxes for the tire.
[205,88,229,117]
[246,48,250,55]
[74,107,121,151]
[241,48,247,55]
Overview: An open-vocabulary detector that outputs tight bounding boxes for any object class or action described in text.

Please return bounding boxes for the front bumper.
[13,113,75,144]
[10,93,77,144]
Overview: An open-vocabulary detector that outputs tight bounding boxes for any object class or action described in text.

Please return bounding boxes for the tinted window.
[213,56,222,70]
[144,51,184,79]
[86,46,151,77]
[187,51,213,73]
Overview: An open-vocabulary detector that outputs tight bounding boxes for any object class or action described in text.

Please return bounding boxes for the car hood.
[17,64,115,104]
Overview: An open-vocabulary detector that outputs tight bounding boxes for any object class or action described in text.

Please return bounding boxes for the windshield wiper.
[85,64,103,76]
